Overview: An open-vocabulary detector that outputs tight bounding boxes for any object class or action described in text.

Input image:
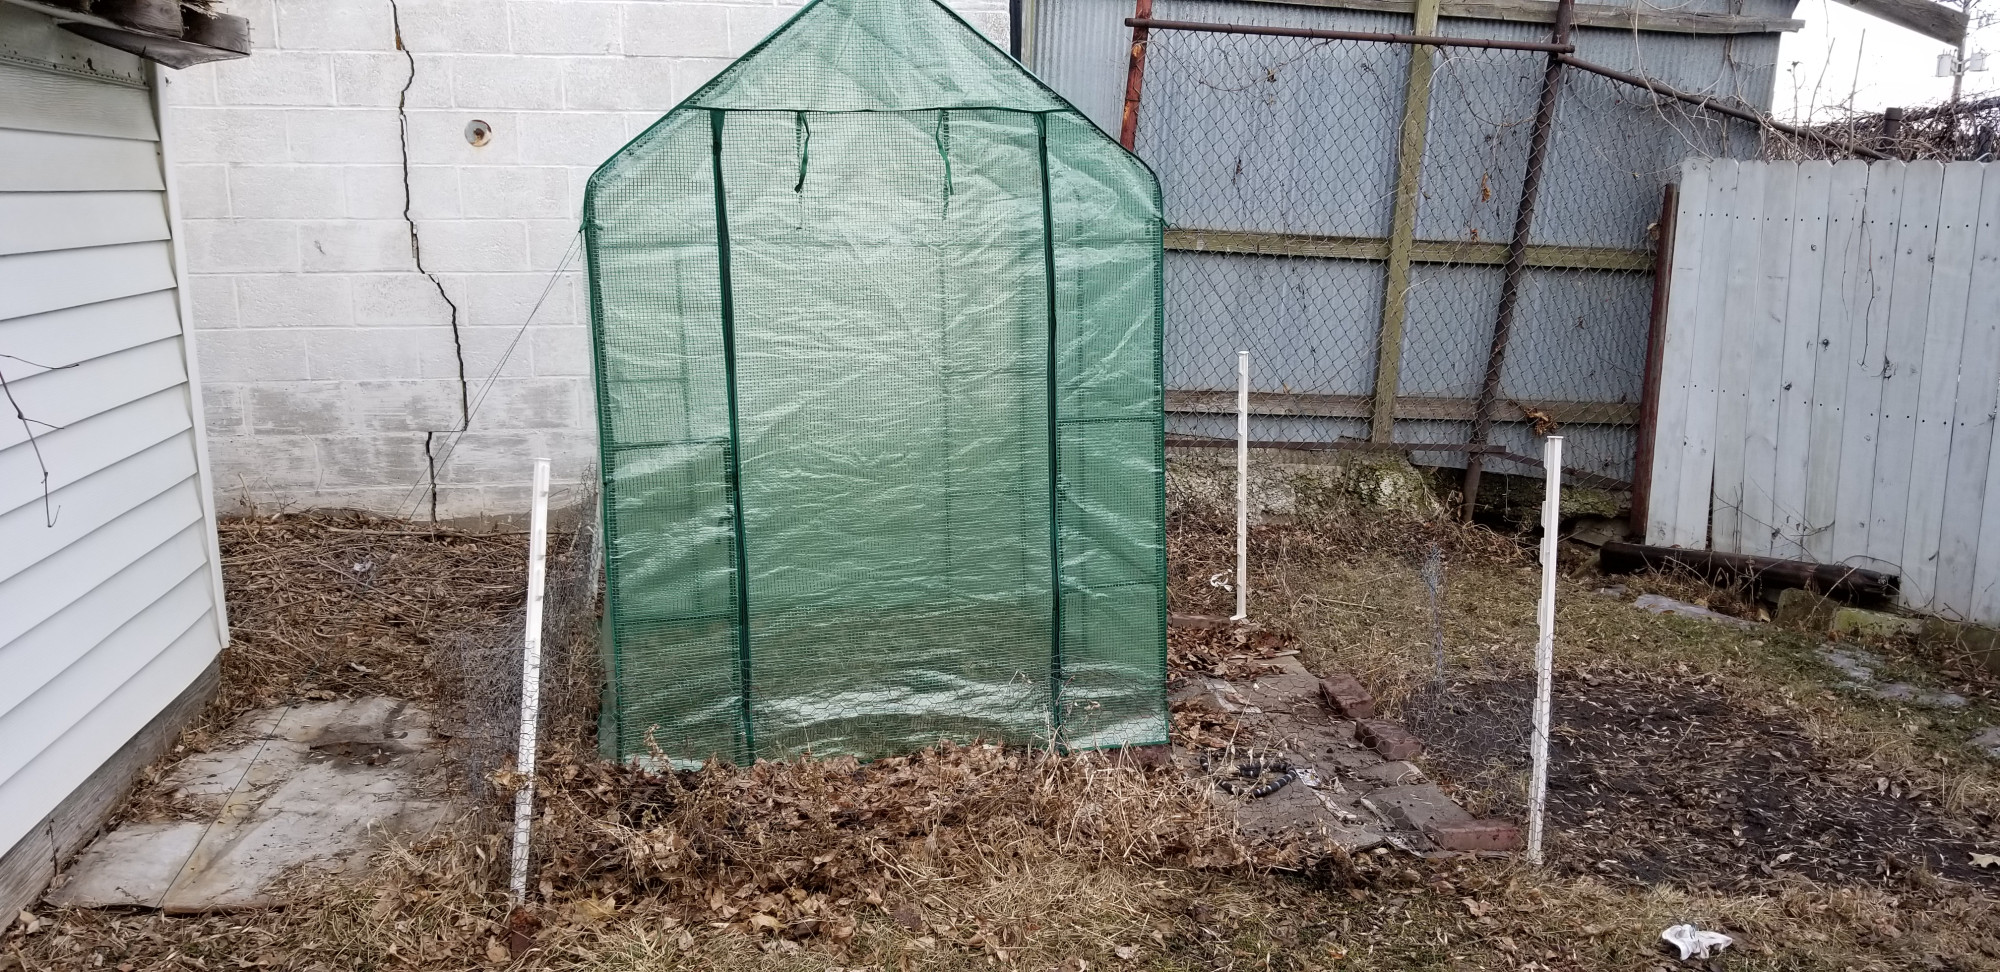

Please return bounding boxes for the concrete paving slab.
[1873,683,1969,708]
[1970,726,2000,759]
[48,697,449,913]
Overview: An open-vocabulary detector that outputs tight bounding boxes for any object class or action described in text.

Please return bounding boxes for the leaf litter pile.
[11,507,2000,969]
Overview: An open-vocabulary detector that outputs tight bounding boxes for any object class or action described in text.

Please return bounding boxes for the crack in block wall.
[166,0,1013,522]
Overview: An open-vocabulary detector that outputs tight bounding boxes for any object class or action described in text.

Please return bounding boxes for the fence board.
[1832,161,1904,561]
[1868,161,1944,573]
[1645,159,1710,546]
[1771,161,1832,560]
[1803,160,1873,562]
[1653,159,2000,625]
[1900,163,1982,610]
[1941,167,2000,617]
[1740,163,1796,557]
[1975,394,2000,623]
[1709,163,1764,553]
[1671,160,1737,548]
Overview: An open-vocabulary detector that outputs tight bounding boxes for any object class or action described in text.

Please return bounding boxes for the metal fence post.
[1367,0,1440,443]
[1460,0,1576,520]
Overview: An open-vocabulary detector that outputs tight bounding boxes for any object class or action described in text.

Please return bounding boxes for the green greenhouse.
[584,0,1167,765]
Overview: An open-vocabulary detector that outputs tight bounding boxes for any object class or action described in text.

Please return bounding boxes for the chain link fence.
[1138,16,1883,840]
[1134,22,1866,497]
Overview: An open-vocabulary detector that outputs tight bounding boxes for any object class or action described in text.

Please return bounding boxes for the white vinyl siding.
[0,5,226,861]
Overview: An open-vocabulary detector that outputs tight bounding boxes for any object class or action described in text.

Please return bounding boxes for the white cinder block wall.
[168,0,1011,521]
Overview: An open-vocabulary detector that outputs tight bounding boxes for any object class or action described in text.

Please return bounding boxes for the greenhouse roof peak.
[684,0,1067,114]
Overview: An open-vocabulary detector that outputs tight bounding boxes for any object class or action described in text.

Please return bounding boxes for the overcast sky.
[1776,0,1998,120]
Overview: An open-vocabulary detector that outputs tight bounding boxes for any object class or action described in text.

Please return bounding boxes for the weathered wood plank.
[1672,159,1735,548]
[1165,388,1636,423]
[1975,398,2000,623]
[1369,0,1439,442]
[1831,162,1904,561]
[1802,160,1871,563]
[1223,0,1805,34]
[1598,541,1898,601]
[1709,162,1764,553]
[1739,162,1796,558]
[1162,227,1653,271]
[1941,166,2000,618]
[1829,0,1966,45]
[1865,161,1941,571]
[1770,161,1831,560]
[1644,159,1708,546]
[1898,163,1979,610]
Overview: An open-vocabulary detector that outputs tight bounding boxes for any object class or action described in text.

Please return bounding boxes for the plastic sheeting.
[584,0,1167,765]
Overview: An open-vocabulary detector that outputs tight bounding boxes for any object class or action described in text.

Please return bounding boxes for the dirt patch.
[1419,668,2000,889]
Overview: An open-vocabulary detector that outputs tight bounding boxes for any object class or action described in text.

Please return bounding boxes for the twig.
[0,353,80,528]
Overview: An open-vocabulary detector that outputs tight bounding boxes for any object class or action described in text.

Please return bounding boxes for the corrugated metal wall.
[0,2,227,871]
[1031,0,1790,484]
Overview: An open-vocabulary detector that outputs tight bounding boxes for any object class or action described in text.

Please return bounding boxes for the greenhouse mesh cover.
[584,0,1168,765]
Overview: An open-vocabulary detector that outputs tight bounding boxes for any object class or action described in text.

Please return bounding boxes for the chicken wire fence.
[1135,27,1863,493]
[432,475,605,814]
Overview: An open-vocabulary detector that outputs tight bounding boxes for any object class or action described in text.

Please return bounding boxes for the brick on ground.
[1356,719,1423,760]
[1318,673,1376,719]
[1424,818,1522,852]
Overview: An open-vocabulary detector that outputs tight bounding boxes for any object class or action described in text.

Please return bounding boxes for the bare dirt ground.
[1424,668,1998,888]
[9,492,2000,971]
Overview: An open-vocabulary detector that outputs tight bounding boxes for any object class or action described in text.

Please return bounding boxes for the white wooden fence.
[1645,158,2000,623]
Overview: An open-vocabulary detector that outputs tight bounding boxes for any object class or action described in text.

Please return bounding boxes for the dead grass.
[10,501,2000,971]
[214,512,535,710]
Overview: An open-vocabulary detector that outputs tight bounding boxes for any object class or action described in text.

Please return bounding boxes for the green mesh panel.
[585,0,1165,765]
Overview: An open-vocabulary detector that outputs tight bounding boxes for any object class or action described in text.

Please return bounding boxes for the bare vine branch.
[0,352,79,528]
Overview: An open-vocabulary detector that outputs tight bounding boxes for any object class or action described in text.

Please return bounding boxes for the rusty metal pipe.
[1461,0,1576,522]
[1124,17,1575,53]
[1119,1,1155,151]
[1555,54,1889,160]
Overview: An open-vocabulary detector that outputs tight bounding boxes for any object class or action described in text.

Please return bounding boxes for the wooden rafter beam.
[1828,0,1966,46]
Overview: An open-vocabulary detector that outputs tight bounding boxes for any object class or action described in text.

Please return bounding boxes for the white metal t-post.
[1526,435,1562,865]
[509,457,552,905]
[1233,350,1249,621]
